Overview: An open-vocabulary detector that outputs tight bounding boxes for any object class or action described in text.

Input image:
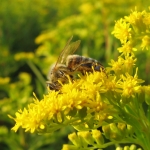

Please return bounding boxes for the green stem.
[26,60,46,88]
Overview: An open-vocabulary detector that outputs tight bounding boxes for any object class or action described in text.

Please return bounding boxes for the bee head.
[46,81,61,91]
[48,64,68,83]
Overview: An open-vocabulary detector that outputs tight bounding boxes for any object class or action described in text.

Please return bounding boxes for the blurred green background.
[0,0,149,149]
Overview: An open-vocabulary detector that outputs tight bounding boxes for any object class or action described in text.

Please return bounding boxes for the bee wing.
[60,40,81,64]
[54,36,81,67]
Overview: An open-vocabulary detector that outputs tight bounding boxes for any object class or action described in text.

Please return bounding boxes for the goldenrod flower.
[123,54,137,74]
[141,35,150,50]
[117,68,144,98]
[10,65,145,133]
[10,71,118,133]
[112,9,150,53]
[142,11,150,26]
[108,56,124,75]
[112,18,132,44]
[117,41,137,55]
[125,10,147,32]
[109,55,137,77]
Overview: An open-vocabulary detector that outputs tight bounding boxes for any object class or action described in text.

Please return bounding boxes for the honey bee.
[47,36,104,91]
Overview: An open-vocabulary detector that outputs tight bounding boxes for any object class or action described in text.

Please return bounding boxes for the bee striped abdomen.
[66,55,104,73]
[67,55,82,69]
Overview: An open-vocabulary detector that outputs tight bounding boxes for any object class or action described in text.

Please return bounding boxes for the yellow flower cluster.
[9,9,150,137]
[9,71,114,133]
[9,67,144,133]
[112,9,150,53]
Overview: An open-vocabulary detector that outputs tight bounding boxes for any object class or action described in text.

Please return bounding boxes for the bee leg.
[69,75,73,79]
[93,63,103,71]
[47,83,56,90]
[72,62,104,74]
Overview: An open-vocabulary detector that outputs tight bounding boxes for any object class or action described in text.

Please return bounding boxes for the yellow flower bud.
[62,144,78,150]
[102,125,111,139]
[68,132,80,147]
[129,144,137,150]
[78,131,94,145]
[92,130,104,145]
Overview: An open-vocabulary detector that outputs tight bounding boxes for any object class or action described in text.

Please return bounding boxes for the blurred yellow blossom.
[112,18,132,44]
[14,52,34,61]
[0,77,10,84]
[141,35,150,50]
[125,10,147,31]
[113,9,150,52]
[79,3,94,14]
[117,41,137,55]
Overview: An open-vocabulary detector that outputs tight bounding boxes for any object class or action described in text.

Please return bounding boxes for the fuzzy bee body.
[47,36,104,91]
[66,54,104,73]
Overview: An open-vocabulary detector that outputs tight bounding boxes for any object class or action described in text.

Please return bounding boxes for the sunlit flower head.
[9,70,119,133]
[117,68,144,98]
[125,10,147,32]
[123,55,137,74]
[142,11,150,26]
[108,56,124,75]
[108,55,136,76]
[112,9,150,54]
[117,41,137,55]
[112,18,132,44]
[141,35,150,50]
